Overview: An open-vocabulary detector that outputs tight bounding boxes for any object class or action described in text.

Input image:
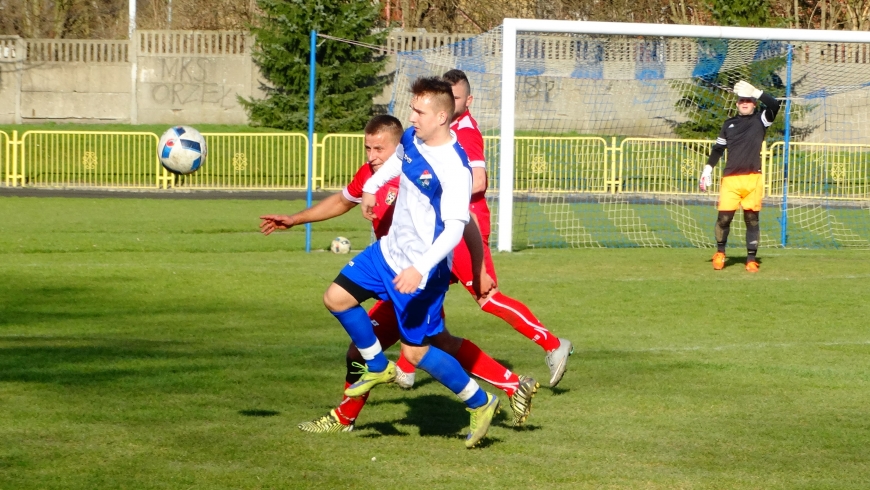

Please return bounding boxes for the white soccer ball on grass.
[331,236,351,254]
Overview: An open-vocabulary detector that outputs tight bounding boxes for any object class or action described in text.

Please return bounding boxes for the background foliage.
[4,0,870,39]
[239,0,388,132]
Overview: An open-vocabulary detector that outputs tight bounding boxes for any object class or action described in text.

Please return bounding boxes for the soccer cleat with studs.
[466,392,500,449]
[509,375,539,427]
[712,251,726,270]
[745,260,760,273]
[545,338,574,388]
[297,409,354,433]
[344,361,396,398]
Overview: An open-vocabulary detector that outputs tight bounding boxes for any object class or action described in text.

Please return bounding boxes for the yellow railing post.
[311,133,326,190]
[2,131,9,187]
[609,136,620,194]
[157,165,173,190]
[10,130,21,187]
[760,140,770,197]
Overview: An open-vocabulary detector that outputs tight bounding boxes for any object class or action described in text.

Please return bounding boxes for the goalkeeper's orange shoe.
[712,252,726,270]
[745,261,760,273]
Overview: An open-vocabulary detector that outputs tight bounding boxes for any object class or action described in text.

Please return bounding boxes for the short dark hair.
[442,69,471,93]
[410,76,454,119]
[364,114,403,142]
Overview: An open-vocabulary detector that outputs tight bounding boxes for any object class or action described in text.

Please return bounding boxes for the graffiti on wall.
[521,76,557,102]
[147,57,235,107]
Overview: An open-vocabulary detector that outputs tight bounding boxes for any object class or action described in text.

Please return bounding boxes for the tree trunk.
[821,0,826,29]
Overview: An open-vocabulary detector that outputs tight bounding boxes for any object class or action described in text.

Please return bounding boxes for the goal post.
[390,21,870,252]
[497,19,870,252]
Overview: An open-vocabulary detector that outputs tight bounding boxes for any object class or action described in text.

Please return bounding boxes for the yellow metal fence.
[20,131,160,188]
[172,133,309,190]
[1,130,9,186]
[2,130,870,201]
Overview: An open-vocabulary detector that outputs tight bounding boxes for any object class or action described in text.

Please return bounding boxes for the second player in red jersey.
[437,69,575,387]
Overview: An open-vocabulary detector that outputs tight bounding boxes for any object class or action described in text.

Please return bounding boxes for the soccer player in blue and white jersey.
[321,77,500,448]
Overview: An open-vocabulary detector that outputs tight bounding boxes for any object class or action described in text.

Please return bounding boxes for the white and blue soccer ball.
[158,125,207,175]
[331,236,351,254]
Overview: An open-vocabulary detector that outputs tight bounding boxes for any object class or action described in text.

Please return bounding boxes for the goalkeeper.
[700,80,781,272]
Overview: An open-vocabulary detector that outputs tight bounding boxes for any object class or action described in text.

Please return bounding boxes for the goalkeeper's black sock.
[717,243,727,254]
[747,249,758,263]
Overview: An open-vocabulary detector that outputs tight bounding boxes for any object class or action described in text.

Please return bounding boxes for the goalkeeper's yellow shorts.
[718,173,763,212]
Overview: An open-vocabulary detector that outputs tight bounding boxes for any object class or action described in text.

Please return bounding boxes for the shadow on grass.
[0,335,233,386]
[360,391,537,447]
[239,409,280,417]
[360,393,469,441]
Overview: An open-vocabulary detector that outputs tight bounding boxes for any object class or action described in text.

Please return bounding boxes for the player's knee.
[400,344,426,366]
[323,283,354,312]
[477,285,498,307]
[430,331,462,355]
[716,211,735,228]
[744,211,759,227]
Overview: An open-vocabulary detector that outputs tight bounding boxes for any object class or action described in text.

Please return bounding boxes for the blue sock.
[331,306,388,372]
[417,347,487,408]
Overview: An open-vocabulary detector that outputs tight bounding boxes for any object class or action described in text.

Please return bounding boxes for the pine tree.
[671,40,816,142]
[241,0,388,132]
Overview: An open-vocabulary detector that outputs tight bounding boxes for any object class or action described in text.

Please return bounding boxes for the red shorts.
[450,233,497,295]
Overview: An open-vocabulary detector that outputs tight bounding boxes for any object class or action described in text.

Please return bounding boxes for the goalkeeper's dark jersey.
[706,92,781,177]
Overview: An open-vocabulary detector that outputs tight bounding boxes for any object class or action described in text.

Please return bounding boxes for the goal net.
[389,20,870,251]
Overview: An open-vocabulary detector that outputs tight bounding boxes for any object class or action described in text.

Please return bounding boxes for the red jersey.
[450,110,491,238]
[342,162,400,240]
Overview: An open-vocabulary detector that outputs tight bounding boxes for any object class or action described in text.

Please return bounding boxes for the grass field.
[2,195,869,489]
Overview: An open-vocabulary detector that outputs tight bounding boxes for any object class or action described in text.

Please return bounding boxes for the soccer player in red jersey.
[403,69,573,388]
[259,114,539,433]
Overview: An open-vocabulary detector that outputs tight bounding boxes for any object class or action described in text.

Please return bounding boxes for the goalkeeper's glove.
[700,165,713,192]
[734,80,763,99]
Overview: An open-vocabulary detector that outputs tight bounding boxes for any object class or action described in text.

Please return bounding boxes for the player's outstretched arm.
[259,193,356,235]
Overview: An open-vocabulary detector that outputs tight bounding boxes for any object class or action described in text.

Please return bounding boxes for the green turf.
[1,196,869,489]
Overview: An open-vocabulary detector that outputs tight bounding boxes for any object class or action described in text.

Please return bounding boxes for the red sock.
[482,291,560,351]
[454,339,519,396]
[396,352,415,374]
[334,382,369,425]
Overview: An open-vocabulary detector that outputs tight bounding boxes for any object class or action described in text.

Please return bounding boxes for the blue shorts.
[338,243,450,346]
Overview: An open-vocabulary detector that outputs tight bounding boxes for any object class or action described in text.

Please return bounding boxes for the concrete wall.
[0,31,260,125]
[0,37,24,124]
[0,30,470,126]
[20,63,131,122]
